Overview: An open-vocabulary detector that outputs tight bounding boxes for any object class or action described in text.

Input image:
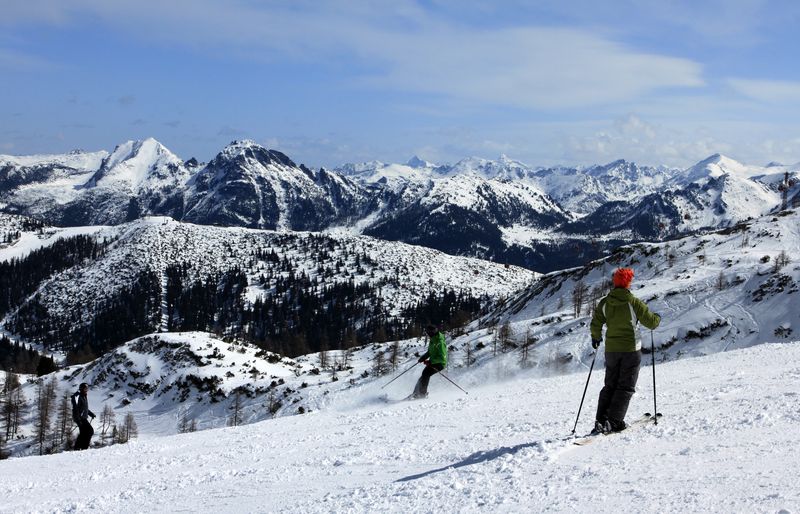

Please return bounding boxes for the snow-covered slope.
[0,149,107,176]
[487,208,800,361]
[0,150,108,221]
[681,153,768,184]
[1,337,797,512]
[5,329,439,454]
[1,217,535,353]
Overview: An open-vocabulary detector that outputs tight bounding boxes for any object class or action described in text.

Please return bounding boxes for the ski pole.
[651,330,659,425]
[380,361,420,389]
[435,368,469,395]
[571,349,598,435]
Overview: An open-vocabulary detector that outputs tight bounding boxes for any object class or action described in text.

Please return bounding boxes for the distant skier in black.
[411,325,448,399]
[590,268,661,434]
[71,383,96,450]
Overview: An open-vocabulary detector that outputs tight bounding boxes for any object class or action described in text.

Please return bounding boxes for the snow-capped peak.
[86,138,186,191]
[685,153,766,183]
[406,155,435,169]
[217,140,298,169]
[103,138,174,169]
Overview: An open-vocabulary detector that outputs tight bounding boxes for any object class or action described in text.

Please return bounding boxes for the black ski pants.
[413,363,444,397]
[74,419,94,450]
[596,351,641,423]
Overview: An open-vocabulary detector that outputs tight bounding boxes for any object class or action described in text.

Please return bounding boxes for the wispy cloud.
[0,47,53,71]
[353,26,704,109]
[727,78,800,104]
[0,1,704,109]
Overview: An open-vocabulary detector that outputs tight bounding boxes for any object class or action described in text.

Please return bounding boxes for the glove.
[591,338,602,349]
[90,413,96,419]
[424,359,430,366]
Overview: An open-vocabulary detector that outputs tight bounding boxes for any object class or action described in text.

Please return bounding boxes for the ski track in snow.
[1,343,798,513]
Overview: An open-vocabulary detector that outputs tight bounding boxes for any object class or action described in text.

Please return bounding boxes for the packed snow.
[1,339,797,513]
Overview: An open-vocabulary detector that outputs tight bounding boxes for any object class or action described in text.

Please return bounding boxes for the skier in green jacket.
[412,325,448,399]
[590,267,661,433]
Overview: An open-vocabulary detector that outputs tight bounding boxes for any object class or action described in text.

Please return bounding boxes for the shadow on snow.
[396,441,544,482]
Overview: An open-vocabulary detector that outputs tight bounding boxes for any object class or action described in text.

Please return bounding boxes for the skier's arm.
[418,351,430,362]
[590,299,606,342]
[631,297,660,330]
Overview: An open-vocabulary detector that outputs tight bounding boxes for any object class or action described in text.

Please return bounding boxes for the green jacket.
[590,287,660,352]
[422,332,448,366]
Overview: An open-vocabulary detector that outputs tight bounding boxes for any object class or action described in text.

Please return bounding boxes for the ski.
[378,393,424,403]
[572,414,657,446]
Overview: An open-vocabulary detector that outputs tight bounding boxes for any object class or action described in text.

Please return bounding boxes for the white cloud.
[560,115,736,166]
[0,1,704,109]
[727,78,800,104]
[355,26,704,109]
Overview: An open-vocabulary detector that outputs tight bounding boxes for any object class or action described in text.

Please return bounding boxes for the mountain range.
[2,139,799,272]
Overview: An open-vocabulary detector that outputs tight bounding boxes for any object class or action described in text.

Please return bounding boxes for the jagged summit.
[217,140,298,169]
[406,155,435,168]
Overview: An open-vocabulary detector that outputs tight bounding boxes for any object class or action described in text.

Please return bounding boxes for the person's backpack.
[71,393,81,424]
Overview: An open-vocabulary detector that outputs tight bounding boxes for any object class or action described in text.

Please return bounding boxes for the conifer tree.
[34,378,58,455]
[2,372,26,439]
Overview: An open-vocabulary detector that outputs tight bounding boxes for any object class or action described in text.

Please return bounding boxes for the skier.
[71,383,96,450]
[590,268,660,433]
[411,325,448,399]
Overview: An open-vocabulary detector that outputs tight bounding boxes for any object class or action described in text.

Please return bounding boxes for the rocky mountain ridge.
[2,139,799,271]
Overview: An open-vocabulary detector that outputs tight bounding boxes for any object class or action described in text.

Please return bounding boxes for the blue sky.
[2,0,800,169]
